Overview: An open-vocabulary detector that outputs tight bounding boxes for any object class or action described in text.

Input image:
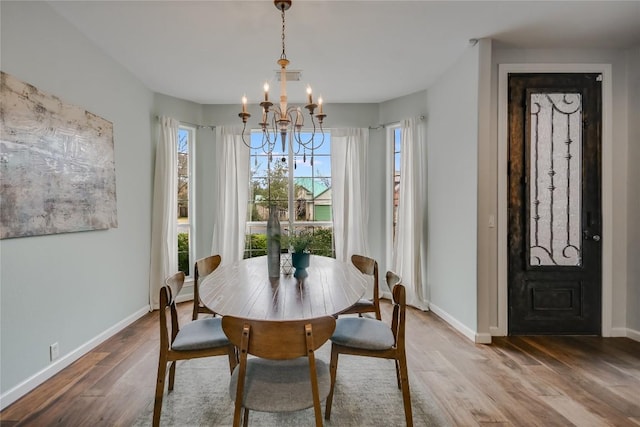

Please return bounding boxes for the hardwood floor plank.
[2,301,640,426]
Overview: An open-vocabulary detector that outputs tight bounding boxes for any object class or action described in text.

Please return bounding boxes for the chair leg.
[227,346,238,373]
[395,359,401,389]
[168,360,177,391]
[324,345,340,420]
[152,356,167,427]
[232,399,243,427]
[242,407,249,427]
[398,355,413,427]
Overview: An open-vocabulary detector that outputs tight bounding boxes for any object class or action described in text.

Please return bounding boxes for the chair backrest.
[159,271,186,350]
[351,254,379,298]
[222,316,336,360]
[386,271,406,349]
[194,254,221,284]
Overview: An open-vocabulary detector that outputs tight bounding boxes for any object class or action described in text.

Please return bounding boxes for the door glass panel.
[529,93,582,266]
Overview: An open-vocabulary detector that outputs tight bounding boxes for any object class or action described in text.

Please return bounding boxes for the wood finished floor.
[2,301,640,426]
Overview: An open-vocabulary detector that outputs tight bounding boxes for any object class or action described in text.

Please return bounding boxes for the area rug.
[134,344,448,426]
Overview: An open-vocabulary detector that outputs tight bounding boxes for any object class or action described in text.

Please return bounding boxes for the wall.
[490,47,632,336]
[0,1,154,405]
[424,45,481,335]
[627,46,640,337]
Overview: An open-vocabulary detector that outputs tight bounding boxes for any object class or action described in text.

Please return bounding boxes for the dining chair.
[221,315,336,427]
[325,272,413,426]
[339,254,381,320]
[153,271,237,427]
[192,254,222,320]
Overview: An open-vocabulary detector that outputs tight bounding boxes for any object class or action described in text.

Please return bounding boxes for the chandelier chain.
[280,7,287,60]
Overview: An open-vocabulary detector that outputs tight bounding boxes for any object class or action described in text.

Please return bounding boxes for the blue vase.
[292,252,310,278]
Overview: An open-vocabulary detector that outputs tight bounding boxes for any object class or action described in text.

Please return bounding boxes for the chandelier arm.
[240,122,253,149]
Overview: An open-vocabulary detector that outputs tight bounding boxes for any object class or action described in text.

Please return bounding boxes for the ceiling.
[47,1,640,105]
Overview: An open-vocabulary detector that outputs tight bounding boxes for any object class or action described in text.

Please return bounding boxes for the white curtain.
[149,116,179,310]
[211,126,250,265]
[331,128,370,262]
[393,117,428,310]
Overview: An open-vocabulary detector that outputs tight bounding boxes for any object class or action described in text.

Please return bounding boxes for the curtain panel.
[393,117,429,310]
[331,128,370,263]
[149,116,179,310]
[211,126,250,265]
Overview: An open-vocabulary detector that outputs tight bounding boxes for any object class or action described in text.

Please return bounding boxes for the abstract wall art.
[0,71,118,239]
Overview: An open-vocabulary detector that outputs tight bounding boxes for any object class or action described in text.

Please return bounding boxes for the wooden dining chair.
[153,271,237,427]
[192,254,222,320]
[325,272,413,427]
[339,254,381,320]
[221,315,336,427]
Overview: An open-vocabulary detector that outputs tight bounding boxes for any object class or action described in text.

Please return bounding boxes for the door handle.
[582,230,601,241]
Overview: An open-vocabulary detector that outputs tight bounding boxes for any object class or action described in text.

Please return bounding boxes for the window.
[245,131,334,258]
[177,126,195,276]
[392,126,401,239]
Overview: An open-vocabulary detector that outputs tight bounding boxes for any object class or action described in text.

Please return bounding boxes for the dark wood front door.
[508,73,602,335]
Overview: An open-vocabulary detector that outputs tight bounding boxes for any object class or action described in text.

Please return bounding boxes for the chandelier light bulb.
[306,85,313,104]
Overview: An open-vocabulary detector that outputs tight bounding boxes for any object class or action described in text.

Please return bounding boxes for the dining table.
[198,254,368,320]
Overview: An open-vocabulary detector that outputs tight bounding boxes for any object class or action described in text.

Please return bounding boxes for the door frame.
[496,63,613,337]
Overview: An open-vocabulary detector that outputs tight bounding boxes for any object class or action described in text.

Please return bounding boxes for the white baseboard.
[626,328,640,342]
[489,326,504,337]
[0,305,150,411]
[428,302,481,343]
[175,281,195,304]
[475,332,493,344]
[609,327,629,337]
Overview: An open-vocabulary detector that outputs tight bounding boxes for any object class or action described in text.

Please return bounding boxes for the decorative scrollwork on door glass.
[530,93,582,266]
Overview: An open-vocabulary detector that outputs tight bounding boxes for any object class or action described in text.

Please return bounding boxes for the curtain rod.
[155,116,216,130]
[368,115,425,130]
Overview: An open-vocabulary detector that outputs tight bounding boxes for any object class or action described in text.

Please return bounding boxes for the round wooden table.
[198,255,368,320]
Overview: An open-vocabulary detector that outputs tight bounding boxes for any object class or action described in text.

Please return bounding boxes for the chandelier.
[238,0,326,165]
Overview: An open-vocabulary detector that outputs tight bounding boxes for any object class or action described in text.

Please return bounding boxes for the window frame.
[245,129,334,258]
[386,123,401,268]
[177,124,196,278]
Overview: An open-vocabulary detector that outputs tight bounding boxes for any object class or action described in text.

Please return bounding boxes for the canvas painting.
[0,71,118,239]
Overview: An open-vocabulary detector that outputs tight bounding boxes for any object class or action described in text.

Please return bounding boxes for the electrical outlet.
[50,342,59,361]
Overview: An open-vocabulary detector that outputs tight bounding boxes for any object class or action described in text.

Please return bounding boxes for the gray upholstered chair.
[153,271,237,427]
[326,272,413,426]
[192,254,222,320]
[339,254,381,320]
[221,315,336,427]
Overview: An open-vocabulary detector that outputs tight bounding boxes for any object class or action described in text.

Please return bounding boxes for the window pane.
[177,128,191,276]
[529,93,582,266]
[246,130,333,258]
[393,128,401,241]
